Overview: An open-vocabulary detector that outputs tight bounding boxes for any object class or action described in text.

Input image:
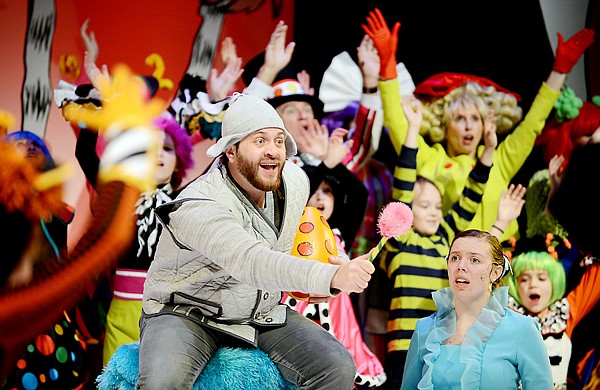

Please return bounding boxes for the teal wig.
[506,251,566,306]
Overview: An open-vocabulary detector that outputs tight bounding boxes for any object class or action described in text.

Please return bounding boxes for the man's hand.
[330,252,375,294]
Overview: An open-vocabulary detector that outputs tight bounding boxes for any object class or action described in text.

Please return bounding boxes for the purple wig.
[320,101,360,132]
[154,115,194,188]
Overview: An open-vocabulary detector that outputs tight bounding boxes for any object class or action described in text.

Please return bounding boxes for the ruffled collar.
[508,296,568,335]
[418,286,508,390]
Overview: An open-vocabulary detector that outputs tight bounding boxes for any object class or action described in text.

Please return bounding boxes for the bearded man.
[137,93,375,390]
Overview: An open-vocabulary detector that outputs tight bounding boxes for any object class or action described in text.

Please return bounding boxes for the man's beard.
[237,153,284,192]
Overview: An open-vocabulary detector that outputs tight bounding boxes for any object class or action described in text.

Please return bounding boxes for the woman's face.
[447,236,502,303]
[308,181,334,220]
[446,103,483,158]
[155,131,177,185]
[517,269,553,315]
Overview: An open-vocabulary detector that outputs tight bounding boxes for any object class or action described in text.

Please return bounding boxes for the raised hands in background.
[297,70,314,96]
[356,34,380,90]
[81,19,98,64]
[361,8,400,80]
[209,37,244,101]
[492,184,527,239]
[553,28,595,74]
[256,20,296,86]
[323,128,353,168]
[292,118,330,161]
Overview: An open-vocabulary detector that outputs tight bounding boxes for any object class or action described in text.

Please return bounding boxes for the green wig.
[506,251,566,307]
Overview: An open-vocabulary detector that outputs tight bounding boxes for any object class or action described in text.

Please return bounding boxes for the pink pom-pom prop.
[377,202,413,238]
[368,202,413,262]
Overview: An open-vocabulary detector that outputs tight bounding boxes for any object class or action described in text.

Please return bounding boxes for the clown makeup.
[447,236,502,306]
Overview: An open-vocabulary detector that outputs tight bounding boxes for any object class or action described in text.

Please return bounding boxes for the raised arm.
[490,184,526,239]
[390,96,421,204]
[479,111,498,167]
[362,8,409,155]
[495,28,594,181]
[80,18,98,65]
[340,34,384,171]
[361,8,399,82]
[256,20,295,87]
[208,37,244,101]
[545,154,565,215]
[547,28,595,91]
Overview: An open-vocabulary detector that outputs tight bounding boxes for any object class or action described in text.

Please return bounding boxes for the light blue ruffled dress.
[400,286,553,389]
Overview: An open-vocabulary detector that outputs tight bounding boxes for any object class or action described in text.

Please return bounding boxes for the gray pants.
[136,307,356,390]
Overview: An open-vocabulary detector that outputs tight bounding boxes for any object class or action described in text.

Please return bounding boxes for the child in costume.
[524,117,600,388]
[59,104,193,366]
[3,131,74,269]
[556,144,600,388]
[506,242,600,389]
[55,22,197,366]
[281,162,387,387]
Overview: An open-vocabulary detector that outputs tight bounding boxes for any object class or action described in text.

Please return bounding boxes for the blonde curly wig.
[420,82,523,143]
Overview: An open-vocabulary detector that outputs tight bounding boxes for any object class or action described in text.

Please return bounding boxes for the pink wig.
[154,115,194,188]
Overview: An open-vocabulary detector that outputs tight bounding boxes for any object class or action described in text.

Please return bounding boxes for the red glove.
[553,28,595,74]
[361,8,400,80]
